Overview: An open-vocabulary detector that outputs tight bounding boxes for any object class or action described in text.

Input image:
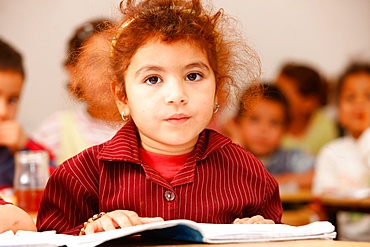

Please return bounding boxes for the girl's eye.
[344,94,355,102]
[270,120,283,127]
[145,76,162,85]
[8,97,19,105]
[186,73,202,81]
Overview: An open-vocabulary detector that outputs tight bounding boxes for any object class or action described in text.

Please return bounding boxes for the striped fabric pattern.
[36,121,282,235]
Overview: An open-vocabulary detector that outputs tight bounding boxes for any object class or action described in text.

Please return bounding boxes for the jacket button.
[164,190,176,202]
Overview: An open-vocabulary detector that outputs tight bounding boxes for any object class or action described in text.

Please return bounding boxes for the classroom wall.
[0,0,369,133]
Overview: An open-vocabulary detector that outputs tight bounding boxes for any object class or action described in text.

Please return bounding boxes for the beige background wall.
[0,0,369,133]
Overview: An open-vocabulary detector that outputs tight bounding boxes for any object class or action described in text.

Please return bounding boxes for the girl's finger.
[139,217,164,224]
[109,210,142,228]
[100,213,120,231]
[84,214,115,234]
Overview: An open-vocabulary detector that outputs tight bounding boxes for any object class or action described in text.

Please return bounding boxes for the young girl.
[36,0,282,235]
[312,62,370,241]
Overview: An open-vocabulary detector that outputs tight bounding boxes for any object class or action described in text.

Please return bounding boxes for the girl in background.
[32,19,123,165]
[312,62,370,241]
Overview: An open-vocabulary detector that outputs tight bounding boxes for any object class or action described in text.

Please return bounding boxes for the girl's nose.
[260,122,270,132]
[164,79,188,105]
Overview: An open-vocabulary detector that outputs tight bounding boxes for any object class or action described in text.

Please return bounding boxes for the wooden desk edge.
[111,240,370,247]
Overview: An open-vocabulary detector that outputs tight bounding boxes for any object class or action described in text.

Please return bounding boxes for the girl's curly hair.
[110,0,261,108]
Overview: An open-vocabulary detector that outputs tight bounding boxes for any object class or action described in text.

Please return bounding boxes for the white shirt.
[312,128,370,241]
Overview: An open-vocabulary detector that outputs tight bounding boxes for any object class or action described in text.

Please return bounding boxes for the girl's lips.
[166,114,190,124]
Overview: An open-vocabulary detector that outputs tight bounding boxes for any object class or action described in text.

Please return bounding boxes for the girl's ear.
[111,82,130,115]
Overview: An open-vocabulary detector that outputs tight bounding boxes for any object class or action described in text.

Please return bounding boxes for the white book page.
[198,221,336,243]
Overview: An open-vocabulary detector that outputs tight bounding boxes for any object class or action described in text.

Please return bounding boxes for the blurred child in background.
[275,63,339,156]
[229,83,314,190]
[32,19,123,165]
[0,38,54,192]
[312,62,370,241]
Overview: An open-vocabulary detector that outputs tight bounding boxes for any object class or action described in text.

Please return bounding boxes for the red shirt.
[139,149,190,182]
[36,121,282,235]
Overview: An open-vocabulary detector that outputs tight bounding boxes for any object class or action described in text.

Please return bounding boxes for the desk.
[280,189,313,226]
[319,196,370,240]
[99,239,370,247]
[280,189,312,204]
[320,197,370,214]
[225,240,370,247]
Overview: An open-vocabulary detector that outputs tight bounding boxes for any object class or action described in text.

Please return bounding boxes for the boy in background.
[0,38,54,191]
[225,83,314,190]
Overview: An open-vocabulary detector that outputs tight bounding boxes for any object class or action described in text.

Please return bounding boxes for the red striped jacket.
[37,121,282,235]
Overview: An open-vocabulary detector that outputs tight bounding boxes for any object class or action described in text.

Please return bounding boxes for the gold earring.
[121,111,130,122]
[214,103,219,114]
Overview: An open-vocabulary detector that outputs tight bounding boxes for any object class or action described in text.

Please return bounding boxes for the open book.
[0,220,336,247]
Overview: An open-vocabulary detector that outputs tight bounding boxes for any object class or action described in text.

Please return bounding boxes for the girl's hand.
[83,210,164,235]
[233,215,274,224]
[0,120,27,153]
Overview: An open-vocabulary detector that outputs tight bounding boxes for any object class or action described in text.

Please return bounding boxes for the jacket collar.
[97,120,232,163]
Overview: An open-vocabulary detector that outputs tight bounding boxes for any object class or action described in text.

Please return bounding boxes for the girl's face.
[116,39,216,155]
[0,71,23,121]
[237,100,286,157]
[339,73,370,139]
